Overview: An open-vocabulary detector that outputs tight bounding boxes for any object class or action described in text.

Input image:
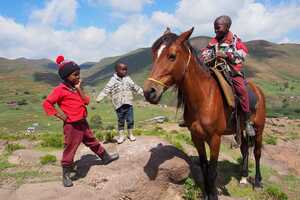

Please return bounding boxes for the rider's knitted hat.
[56,55,80,80]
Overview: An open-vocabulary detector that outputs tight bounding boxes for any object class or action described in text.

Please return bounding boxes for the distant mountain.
[80,36,300,86]
[0,36,299,100]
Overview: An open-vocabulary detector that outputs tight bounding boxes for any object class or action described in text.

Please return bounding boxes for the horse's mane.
[151,32,208,110]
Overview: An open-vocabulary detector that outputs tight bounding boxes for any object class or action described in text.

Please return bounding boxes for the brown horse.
[143,28,266,200]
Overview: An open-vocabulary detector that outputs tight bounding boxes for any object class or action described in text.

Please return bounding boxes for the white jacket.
[96,73,144,109]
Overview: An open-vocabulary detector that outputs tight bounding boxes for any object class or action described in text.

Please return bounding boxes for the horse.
[143,28,266,200]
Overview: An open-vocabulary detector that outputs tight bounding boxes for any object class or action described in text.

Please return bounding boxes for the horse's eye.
[168,53,176,61]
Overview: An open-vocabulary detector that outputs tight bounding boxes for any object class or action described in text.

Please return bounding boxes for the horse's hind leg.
[240,134,249,184]
[253,128,263,187]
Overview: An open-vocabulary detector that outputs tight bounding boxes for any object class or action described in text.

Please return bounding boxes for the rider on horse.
[200,15,255,136]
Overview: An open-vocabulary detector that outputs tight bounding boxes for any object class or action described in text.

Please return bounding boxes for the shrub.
[5,143,25,154]
[90,115,103,129]
[264,134,277,145]
[40,154,57,165]
[17,99,28,106]
[40,133,63,148]
[183,177,201,200]
[105,124,115,130]
[264,185,288,200]
[105,130,117,142]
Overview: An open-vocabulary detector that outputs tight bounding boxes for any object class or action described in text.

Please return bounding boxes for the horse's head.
[144,27,194,104]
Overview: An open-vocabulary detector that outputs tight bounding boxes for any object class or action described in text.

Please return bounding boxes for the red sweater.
[201,31,248,72]
[43,83,90,123]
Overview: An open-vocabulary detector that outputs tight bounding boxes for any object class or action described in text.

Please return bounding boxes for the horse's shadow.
[71,154,104,181]
[144,144,243,196]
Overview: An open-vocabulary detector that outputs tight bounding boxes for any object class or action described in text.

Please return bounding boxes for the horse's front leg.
[207,134,221,200]
[240,134,249,185]
[191,133,209,197]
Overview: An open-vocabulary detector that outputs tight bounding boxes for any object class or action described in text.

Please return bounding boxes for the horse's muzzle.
[143,87,162,104]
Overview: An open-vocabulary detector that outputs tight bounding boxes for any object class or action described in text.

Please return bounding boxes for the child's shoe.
[116,130,126,144]
[100,150,119,165]
[62,166,74,187]
[128,129,136,141]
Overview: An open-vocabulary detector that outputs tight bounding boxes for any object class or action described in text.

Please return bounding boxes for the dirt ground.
[0,117,299,200]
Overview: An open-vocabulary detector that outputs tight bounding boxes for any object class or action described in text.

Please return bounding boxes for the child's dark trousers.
[116,104,134,131]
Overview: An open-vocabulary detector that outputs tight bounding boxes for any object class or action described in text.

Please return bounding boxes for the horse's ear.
[163,27,171,35]
[176,27,194,44]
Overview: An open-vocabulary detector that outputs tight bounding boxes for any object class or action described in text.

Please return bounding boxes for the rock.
[5,136,191,200]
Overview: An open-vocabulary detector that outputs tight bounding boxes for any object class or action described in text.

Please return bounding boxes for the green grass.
[264,134,278,145]
[0,170,46,186]
[264,185,288,200]
[5,143,25,154]
[183,177,202,200]
[40,154,57,165]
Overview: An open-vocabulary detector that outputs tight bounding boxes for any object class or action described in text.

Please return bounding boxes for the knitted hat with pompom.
[56,55,80,80]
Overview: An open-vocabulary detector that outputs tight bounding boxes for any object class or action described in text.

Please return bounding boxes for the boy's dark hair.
[214,15,232,28]
[115,63,127,71]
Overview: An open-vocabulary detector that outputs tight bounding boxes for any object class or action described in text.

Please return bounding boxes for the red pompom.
[56,55,65,65]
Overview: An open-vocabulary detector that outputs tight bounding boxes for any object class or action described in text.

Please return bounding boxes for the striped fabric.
[96,73,144,109]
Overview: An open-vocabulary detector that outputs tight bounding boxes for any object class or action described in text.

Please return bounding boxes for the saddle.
[209,59,257,110]
[209,60,257,145]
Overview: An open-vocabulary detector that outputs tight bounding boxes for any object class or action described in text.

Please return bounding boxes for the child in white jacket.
[96,63,144,144]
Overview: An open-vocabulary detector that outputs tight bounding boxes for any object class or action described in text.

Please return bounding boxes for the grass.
[0,170,47,187]
[264,185,288,200]
[40,154,57,165]
[264,134,278,145]
[5,143,25,154]
[183,177,202,200]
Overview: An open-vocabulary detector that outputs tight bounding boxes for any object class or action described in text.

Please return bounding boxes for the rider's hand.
[216,51,227,59]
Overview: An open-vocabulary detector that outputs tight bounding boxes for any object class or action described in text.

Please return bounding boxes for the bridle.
[147,45,192,89]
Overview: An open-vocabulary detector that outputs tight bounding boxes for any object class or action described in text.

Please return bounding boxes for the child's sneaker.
[116,130,126,144]
[128,129,136,141]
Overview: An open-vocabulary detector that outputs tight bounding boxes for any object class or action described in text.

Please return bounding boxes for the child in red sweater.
[43,55,119,187]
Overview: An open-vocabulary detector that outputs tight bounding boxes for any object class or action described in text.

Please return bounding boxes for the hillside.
[0,36,299,118]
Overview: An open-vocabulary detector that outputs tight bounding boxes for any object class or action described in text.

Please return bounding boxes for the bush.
[264,134,277,145]
[264,185,288,200]
[90,115,103,129]
[105,124,115,130]
[40,133,63,148]
[183,177,201,200]
[5,143,25,154]
[40,154,57,165]
[17,99,28,106]
[105,130,117,142]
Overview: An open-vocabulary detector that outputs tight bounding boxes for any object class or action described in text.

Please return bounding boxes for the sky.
[0,0,299,63]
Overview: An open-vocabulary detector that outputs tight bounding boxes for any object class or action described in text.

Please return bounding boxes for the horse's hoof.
[239,177,249,185]
[208,194,218,200]
[254,181,263,189]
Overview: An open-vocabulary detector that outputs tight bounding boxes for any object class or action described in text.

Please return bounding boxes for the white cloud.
[88,0,153,12]
[0,15,107,63]
[30,0,78,27]
[0,0,299,63]
[150,0,300,42]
